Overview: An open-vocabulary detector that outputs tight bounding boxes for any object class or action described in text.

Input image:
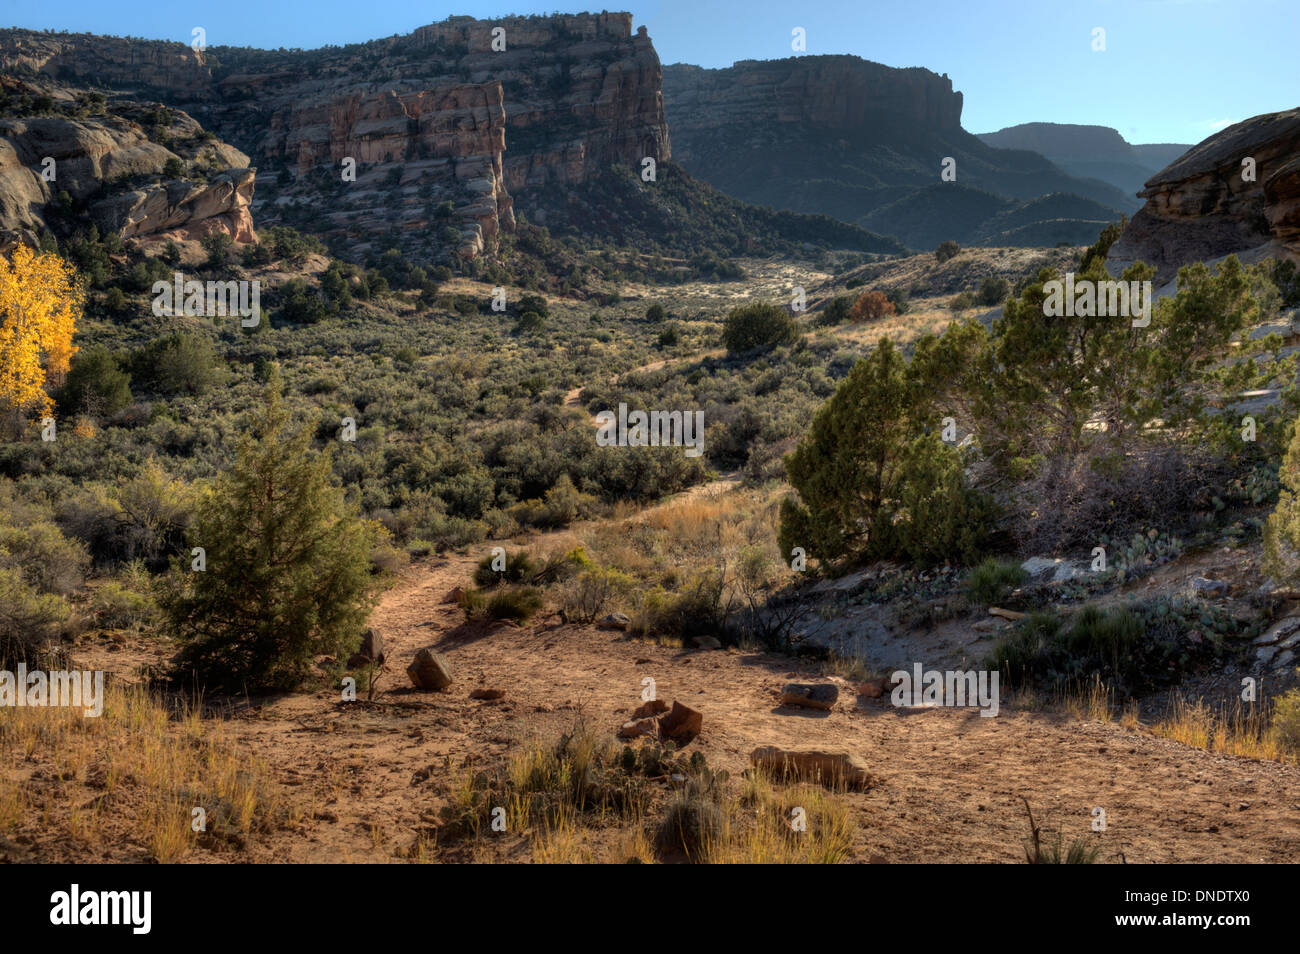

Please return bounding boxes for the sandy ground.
[124,547,1290,864]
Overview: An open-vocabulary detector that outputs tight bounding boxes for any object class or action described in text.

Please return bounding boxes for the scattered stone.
[988,607,1025,621]
[599,612,631,631]
[693,635,722,650]
[1192,577,1228,598]
[406,648,453,691]
[858,676,890,699]
[658,701,702,745]
[618,717,659,740]
[346,628,385,669]
[631,698,670,719]
[470,688,505,701]
[749,746,879,790]
[780,683,839,710]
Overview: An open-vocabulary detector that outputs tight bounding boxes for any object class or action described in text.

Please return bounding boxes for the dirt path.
[180,542,1298,864]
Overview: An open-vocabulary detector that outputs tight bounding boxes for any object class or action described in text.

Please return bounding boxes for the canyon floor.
[18,524,1296,865]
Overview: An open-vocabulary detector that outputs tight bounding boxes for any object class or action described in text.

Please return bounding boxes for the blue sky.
[7,0,1295,144]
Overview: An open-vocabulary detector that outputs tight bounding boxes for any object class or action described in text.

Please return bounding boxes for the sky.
[5,0,1295,144]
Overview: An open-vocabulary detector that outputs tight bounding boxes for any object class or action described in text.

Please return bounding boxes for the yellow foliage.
[0,243,84,420]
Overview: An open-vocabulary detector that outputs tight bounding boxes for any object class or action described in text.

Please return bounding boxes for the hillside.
[977,122,1194,200]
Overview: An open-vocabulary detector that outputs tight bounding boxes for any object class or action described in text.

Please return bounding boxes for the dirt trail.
[180,539,1298,864]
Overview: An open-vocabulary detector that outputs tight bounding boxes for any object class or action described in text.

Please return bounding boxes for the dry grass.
[1150,696,1296,764]
[0,681,284,861]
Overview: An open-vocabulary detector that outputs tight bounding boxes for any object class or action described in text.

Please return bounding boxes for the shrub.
[976,275,1010,307]
[645,303,666,322]
[561,565,636,622]
[817,295,852,326]
[513,311,544,335]
[1265,411,1300,586]
[463,585,544,623]
[473,549,538,587]
[965,558,1029,606]
[59,346,132,418]
[935,240,961,263]
[722,302,800,354]
[131,331,220,396]
[201,232,233,268]
[1273,689,1300,755]
[780,338,992,568]
[0,567,68,667]
[848,290,894,323]
[162,374,383,692]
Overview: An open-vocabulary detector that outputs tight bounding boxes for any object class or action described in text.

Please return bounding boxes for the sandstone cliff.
[1108,107,1300,281]
[0,79,255,250]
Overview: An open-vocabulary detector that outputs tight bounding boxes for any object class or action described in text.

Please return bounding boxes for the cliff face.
[0,14,671,259]
[663,56,962,159]
[1108,108,1300,281]
[0,30,212,96]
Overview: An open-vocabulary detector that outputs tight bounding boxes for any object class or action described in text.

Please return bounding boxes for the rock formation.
[0,85,255,249]
[1108,107,1300,281]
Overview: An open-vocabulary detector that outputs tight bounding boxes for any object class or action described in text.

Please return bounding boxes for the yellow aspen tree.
[0,243,84,423]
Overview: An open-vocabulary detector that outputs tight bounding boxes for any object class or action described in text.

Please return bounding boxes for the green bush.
[131,331,220,396]
[965,558,1029,606]
[976,275,1010,307]
[817,295,852,326]
[935,240,961,263]
[0,567,69,668]
[162,374,383,692]
[722,302,800,354]
[473,549,538,587]
[59,346,132,418]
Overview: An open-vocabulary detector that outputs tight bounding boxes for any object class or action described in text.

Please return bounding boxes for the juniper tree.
[163,372,383,692]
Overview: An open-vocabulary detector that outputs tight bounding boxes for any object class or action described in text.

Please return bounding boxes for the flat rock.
[779,683,839,710]
[749,746,879,790]
[470,688,505,700]
[599,612,630,631]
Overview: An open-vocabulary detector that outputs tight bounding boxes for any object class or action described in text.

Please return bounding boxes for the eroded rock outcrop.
[1108,107,1300,281]
[0,101,255,248]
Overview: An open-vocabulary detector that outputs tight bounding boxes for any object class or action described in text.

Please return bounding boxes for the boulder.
[470,688,505,700]
[749,746,879,790]
[693,635,721,650]
[406,648,453,691]
[658,701,702,745]
[599,612,631,631]
[857,676,890,699]
[779,682,838,710]
[1191,577,1228,598]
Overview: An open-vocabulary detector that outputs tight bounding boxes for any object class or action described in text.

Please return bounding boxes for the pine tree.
[164,373,384,692]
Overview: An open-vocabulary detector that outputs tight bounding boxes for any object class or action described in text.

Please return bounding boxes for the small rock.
[658,701,702,745]
[406,648,453,691]
[1192,577,1228,598]
[599,612,631,631]
[780,683,839,710]
[470,688,505,701]
[971,619,1003,633]
[858,676,890,699]
[693,635,721,650]
[442,586,464,605]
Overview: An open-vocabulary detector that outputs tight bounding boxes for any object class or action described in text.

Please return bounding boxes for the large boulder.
[658,701,702,745]
[779,683,839,711]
